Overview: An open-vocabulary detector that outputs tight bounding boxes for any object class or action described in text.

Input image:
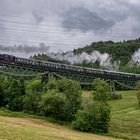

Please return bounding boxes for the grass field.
[83,90,140,140]
[0,110,120,140]
[0,90,139,140]
[109,90,140,140]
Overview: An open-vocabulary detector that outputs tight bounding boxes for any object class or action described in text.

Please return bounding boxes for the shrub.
[26,80,42,93]
[4,79,25,111]
[39,90,68,120]
[23,92,41,114]
[44,79,82,121]
[23,80,42,114]
[0,84,4,107]
[92,78,110,101]
[8,96,24,111]
[44,80,59,92]
[72,110,91,132]
[58,79,82,121]
[72,101,111,133]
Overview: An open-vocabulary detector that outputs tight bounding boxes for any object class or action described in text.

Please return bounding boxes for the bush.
[44,79,82,121]
[44,80,59,92]
[0,84,4,107]
[26,80,42,93]
[4,79,25,111]
[8,96,24,111]
[58,79,82,121]
[72,101,111,133]
[39,90,68,120]
[72,110,91,132]
[92,78,110,101]
[23,92,41,114]
[23,80,42,114]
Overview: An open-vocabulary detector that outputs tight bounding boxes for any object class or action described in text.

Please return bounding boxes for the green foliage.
[44,80,59,92]
[44,79,82,121]
[23,92,41,114]
[120,65,140,74]
[58,79,82,118]
[0,76,10,107]
[23,80,42,114]
[92,78,110,101]
[73,79,111,133]
[4,78,25,111]
[0,84,4,107]
[26,79,42,93]
[72,110,91,132]
[74,39,140,66]
[39,90,68,120]
[72,101,111,133]
[32,39,140,72]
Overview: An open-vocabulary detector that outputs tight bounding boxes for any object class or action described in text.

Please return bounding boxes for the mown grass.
[83,90,140,140]
[0,110,118,140]
[109,90,140,140]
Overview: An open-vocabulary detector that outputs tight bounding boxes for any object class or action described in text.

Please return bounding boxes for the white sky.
[0,0,140,57]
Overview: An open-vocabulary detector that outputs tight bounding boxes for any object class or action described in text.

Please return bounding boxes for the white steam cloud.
[132,48,140,65]
[48,51,111,67]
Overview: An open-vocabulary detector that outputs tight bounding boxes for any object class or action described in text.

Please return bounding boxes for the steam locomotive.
[0,54,15,64]
[0,54,140,81]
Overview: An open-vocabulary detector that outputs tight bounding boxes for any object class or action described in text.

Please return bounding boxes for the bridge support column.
[42,72,56,84]
[110,80,116,99]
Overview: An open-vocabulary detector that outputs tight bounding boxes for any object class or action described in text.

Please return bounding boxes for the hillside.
[83,90,140,140]
[0,90,140,140]
[0,112,119,140]
[31,38,140,73]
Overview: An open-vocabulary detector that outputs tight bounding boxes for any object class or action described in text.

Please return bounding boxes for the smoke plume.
[48,51,111,67]
[0,43,50,54]
[132,48,140,65]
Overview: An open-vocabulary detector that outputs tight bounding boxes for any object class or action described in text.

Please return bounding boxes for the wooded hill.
[32,38,140,74]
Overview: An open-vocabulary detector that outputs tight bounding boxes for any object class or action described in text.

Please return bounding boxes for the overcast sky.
[0,0,140,56]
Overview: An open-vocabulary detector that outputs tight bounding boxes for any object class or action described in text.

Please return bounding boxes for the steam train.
[0,54,15,64]
[0,54,140,81]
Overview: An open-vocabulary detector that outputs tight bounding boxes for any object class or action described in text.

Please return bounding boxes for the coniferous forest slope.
[32,38,140,74]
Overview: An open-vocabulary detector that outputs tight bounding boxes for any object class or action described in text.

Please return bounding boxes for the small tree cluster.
[39,90,68,120]
[0,77,25,111]
[23,80,42,113]
[72,79,111,133]
[40,79,82,122]
[72,101,110,133]
[92,78,110,101]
